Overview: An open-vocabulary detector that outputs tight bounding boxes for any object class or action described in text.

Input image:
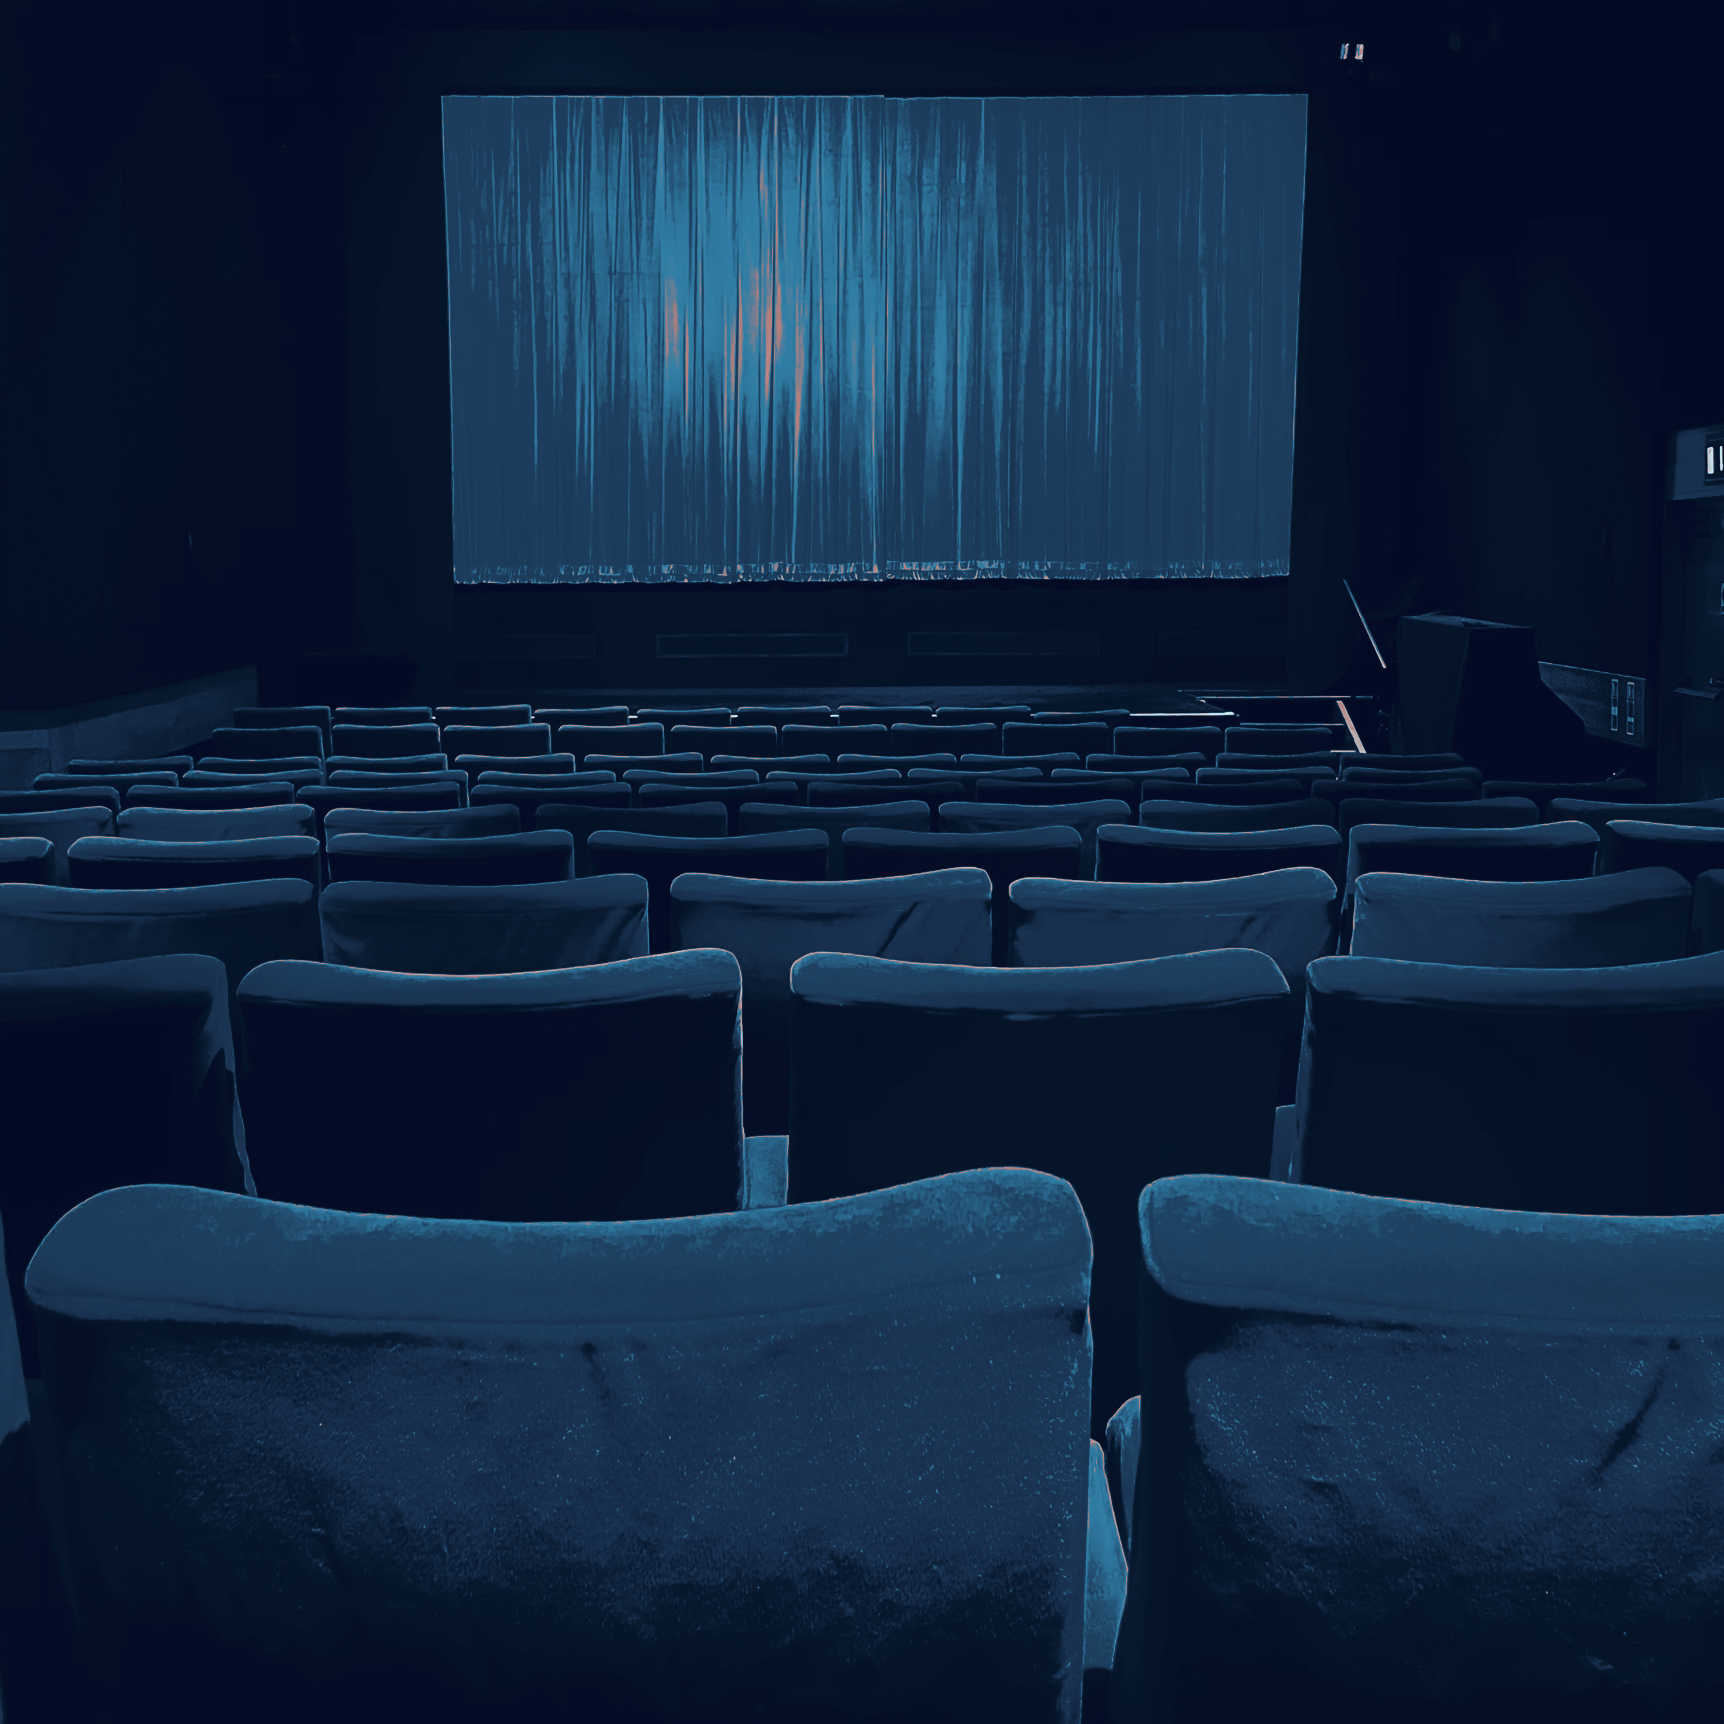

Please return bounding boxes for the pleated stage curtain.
[441,94,1307,583]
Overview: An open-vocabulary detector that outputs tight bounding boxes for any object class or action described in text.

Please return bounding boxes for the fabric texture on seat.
[1113,1173,1724,1720]
[536,802,730,874]
[1009,870,1335,1103]
[0,838,55,884]
[0,881,320,1005]
[0,953,250,1378]
[330,723,443,759]
[939,799,1130,873]
[237,949,745,1220]
[1285,950,1724,1211]
[324,829,573,886]
[318,874,647,974]
[67,836,322,890]
[0,807,116,883]
[327,770,470,797]
[672,870,993,1136]
[1350,868,1693,967]
[1136,797,1330,832]
[1344,820,1599,891]
[1097,822,1344,885]
[786,722,885,754]
[25,1168,1091,1722]
[589,829,831,952]
[124,783,295,810]
[1334,794,1540,837]
[1600,819,1724,880]
[842,824,1084,960]
[789,948,1286,1434]
[117,804,314,842]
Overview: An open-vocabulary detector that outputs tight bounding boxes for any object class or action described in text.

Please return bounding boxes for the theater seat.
[333,706,433,727]
[0,837,55,884]
[1111,1174,1724,1720]
[67,756,196,776]
[1277,950,1724,1212]
[37,771,176,794]
[0,953,251,1378]
[670,869,992,1135]
[454,752,578,777]
[0,805,116,883]
[0,880,320,1007]
[842,824,1084,962]
[635,781,798,827]
[967,776,1142,805]
[198,757,324,779]
[787,948,1287,1435]
[237,951,744,1220]
[939,799,1130,874]
[1348,868,1693,967]
[1333,794,1540,837]
[440,722,552,761]
[298,784,465,835]
[26,1167,1096,1723]
[185,767,324,792]
[125,783,295,811]
[587,828,830,952]
[231,706,333,746]
[205,726,325,760]
[117,804,314,842]
[1009,870,1337,1100]
[1546,795,1724,844]
[330,723,442,759]
[324,829,573,886]
[318,875,648,974]
[736,800,929,873]
[670,724,776,761]
[1097,822,1343,885]
[324,753,450,775]
[533,705,629,727]
[1344,820,1599,892]
[433,704,532,727]
[321,804,518,844]
[1112,725,1224,759]
[67,836,322,890]
[534,801,729,874]
[471,778,625,826]
[1137,797,1330,832]
[1601,818,1724,880]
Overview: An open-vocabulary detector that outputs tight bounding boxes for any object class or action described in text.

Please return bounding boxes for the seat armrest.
[1085,1437,1128,1672]
[1103,1397,1141,1564]
[742,1134,789,1208]
[1270,1103,1300,1182]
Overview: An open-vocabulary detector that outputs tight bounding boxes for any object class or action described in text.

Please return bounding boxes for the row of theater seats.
[7,947,1724,1718]
[5,865,1724,1397]
[3,711,1723,1715]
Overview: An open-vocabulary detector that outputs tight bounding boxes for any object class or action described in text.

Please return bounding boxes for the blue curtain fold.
[442,94,1307,584]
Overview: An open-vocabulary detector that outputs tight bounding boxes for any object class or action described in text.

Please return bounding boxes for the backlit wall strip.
[442,94,1308,584]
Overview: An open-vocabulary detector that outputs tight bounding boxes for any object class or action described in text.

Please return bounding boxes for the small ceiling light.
[1354,42,1365,60]
[1340,41,1350,58]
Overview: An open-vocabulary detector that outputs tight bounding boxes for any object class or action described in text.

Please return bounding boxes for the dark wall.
[1393,15,1723,684]
[1,4,349,712]
[338,21,1401,696]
